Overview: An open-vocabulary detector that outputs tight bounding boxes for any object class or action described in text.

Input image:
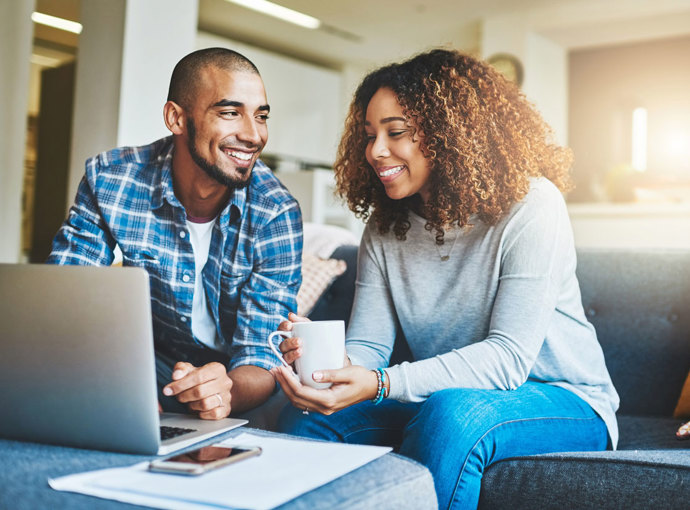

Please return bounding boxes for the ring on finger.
[214,393,223,408]
[302,406,309,415]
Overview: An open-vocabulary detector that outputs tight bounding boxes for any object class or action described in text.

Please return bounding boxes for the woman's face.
[364,87,432,203]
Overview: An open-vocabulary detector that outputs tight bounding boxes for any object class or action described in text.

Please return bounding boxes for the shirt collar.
[221,186,245,232]
[152,138,247,229]
[151,138,178,210]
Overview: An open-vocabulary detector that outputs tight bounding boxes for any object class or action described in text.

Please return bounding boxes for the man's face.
[184,66,269,188]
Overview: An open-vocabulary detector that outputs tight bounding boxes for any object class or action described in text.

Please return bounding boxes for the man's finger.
[171,361,194,380]
[164,362,227,396]
[164,366,204,396]
[175,379,225,403]
[188,391,229,412]
[288,312,310,323]
[199,405,230,420]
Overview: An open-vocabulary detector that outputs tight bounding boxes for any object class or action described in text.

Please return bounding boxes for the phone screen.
[165,446,251,465]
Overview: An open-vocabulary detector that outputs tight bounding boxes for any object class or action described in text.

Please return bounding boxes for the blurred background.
[2,0,690,263]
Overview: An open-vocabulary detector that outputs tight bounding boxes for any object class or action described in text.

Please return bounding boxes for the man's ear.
[164,101,185,135]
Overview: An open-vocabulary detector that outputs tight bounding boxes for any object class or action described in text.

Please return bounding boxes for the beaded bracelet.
[371,369,382,404]
[371,368,387,405]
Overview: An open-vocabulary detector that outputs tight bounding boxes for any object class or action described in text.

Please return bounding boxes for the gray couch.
[2,248,686,509]
[307,246,690,509]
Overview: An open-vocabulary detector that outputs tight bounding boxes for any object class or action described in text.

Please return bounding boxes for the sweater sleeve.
[386,186,573,401]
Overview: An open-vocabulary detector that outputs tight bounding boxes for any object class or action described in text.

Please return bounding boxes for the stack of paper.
[50,432,391,509]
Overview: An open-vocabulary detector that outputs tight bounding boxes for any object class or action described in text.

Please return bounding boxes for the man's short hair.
[167,47,259,109]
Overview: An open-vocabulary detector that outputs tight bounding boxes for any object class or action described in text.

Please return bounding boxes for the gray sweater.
[346,178,620,447]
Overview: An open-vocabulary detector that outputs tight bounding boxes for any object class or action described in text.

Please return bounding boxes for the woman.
[271,49,619,510]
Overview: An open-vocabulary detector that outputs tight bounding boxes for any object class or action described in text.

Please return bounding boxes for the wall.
[68,0,198,204]
[525,32,568,145]
[196,31,343,168]
[0,0,35,263]
[569,203,690,249]
[481,14,568,146]
[568,35,690,202]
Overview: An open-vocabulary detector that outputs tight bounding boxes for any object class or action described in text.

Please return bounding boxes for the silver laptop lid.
[0,264,160,454]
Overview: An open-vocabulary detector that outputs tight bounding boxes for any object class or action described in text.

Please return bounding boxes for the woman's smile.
[376,165,406,180]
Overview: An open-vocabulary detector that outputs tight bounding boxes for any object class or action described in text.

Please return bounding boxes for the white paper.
[50,432,391,510]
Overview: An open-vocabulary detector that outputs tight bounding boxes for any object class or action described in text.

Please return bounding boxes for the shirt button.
[180,316,187,323]
[182,273,191,283]
[179,231,186,239]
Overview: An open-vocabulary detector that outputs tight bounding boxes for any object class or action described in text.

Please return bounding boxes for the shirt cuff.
[383,364,407,402]
[227,357,278,373]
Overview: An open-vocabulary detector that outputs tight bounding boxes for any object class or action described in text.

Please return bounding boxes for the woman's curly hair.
[334,48,573,243]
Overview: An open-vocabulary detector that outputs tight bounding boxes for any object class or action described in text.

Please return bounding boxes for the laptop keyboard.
[160,425,197,441]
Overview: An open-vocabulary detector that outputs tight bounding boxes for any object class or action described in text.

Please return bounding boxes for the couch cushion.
[479,415,690,509]
[617,415,690,450]
[576,249,690,416]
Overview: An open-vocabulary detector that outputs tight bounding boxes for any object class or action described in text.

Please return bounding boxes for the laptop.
[0,264,246,455]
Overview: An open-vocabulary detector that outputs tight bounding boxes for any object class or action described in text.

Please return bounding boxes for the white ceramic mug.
[268,320,345,389]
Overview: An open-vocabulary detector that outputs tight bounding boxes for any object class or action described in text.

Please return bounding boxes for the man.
[48,48,303,419]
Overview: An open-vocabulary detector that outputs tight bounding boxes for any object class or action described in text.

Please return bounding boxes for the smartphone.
[148,444,262,475]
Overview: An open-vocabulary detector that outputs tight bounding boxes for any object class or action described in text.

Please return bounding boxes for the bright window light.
[225,0,321,29]
[667,131,690,157]
[632,107,647,172]
[31,12,82,34]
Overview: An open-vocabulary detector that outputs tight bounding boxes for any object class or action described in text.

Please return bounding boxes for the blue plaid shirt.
[48,136,303,371]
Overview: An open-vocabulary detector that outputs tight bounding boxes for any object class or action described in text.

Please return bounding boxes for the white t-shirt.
[186,217,218,349]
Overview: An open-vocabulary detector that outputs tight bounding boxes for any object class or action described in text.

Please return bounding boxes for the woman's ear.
[163,101,185,136]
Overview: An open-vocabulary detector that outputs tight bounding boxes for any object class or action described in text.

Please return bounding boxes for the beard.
[186,119,255,189]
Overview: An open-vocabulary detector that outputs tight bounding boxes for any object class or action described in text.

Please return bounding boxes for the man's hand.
[162,361,233,420]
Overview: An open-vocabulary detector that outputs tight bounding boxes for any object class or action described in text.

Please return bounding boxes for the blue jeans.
[278,381,608,510]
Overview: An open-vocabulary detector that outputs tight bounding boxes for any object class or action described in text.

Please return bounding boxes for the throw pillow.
[297,253,347,317]
[303,222,359,259]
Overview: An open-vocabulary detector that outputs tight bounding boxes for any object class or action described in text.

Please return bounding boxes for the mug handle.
[267,330,291,367]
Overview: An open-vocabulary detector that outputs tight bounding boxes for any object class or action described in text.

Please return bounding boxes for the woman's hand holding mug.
[269,313,378,415]
[274,312,352,370]
[275,312,311,366]
[268,315,345,389]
